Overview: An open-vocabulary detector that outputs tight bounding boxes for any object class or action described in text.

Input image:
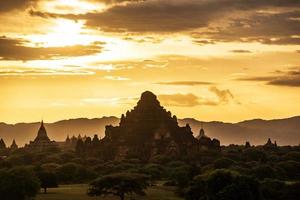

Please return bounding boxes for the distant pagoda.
[26,121,57,150]
[196,123,220,150]
[10,139,18,150]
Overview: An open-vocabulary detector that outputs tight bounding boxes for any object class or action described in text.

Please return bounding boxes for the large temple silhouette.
[101,91,220,160]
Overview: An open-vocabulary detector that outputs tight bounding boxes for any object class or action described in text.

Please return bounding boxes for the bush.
[252,165,275,180]
[213,158,236,169]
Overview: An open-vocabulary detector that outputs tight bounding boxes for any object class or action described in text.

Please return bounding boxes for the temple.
[100,91,220,160]
[197,123,220,150]
[10,139,18,150]
[263,138,277,149]
[25,121,57,150]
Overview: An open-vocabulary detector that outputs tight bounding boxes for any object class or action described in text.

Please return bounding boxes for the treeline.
[0,144,299,199]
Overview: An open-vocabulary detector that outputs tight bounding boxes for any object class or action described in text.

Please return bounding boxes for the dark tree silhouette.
[0,167,40,200]
[37,171,58,193]
[88,173,149,200]
[185,169,261,200]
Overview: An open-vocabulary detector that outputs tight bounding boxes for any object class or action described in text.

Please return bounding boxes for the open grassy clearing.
[36,184,183,200]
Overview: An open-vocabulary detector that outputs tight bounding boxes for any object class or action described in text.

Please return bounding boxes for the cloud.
[0,36,104,60]
[158,93,207,107]
[122,36,163,43]
[0,67,94,76]
[155,81,213,86]
[87,0,142,5]
[193,39,215,46]
[104,75,130,81]
[90,59,168,71]
[158,87,235,107]
[29,0,300,45]
[0,0,36,13]
[230,50,252,53]
[268,77,300,87]
[142,59,169,68]
[237,67,300,87]
[81,96,137,106]
[209,86,234,103]
[196,10,300,45]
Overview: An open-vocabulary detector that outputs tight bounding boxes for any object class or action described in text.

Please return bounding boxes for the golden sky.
[0,0,300,123]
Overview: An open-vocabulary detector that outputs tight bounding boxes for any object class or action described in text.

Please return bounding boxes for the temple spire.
[36,120,49,140]
[197,122,206,139]
[10,139,18,150]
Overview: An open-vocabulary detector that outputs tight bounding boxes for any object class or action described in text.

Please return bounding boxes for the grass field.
[36,184,183,200]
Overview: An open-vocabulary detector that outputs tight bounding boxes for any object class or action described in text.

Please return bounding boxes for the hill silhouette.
[0,116,299,146]
[179,116,300,146]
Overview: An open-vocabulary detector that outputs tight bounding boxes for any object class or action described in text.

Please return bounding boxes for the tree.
[37,171,58,193]
[0,167,40,200]
[252,165,275,180]
[217,175,261,200]
[260,179,286,200]
[185,169,262,200]
[213,157,235,169]
[57,162,95,183]
[206,169,235,199]
[88,173,149,200]
[184,178,206,200]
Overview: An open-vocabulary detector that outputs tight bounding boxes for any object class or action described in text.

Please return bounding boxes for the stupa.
[26,121,57,150]
[103,91,198,160]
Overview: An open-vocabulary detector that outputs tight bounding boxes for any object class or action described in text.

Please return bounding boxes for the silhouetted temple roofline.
[36,120,50,140]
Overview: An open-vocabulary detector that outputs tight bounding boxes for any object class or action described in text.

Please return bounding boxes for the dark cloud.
[29,0,300,45]
[268,78,300,87]
[197,11,300,45]
[209,86,234,103]
[155,81,213,86]
[0,0,36,13]
[230,50,252,53]
[157,87,235,107]
[87,0,142,4]
[83,0,300,33]
[237,67,300,87]
[122,36,163,43]
[158,93,200,107]
[193,39,215,46]
[0,36,104,60]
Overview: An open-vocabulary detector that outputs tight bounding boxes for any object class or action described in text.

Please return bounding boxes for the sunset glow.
[0,0,299,123]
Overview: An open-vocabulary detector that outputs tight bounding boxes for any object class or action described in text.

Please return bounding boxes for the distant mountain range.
[0,116,299,146]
